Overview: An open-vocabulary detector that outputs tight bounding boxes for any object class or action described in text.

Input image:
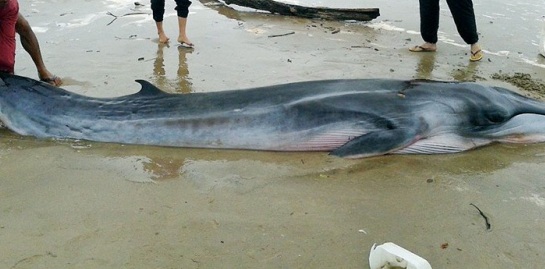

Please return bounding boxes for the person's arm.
[15,13,61,85]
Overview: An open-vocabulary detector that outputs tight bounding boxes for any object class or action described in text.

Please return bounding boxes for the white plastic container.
[369,242,432,269]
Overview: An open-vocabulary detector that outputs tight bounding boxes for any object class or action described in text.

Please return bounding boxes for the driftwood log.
[223,0,380,21]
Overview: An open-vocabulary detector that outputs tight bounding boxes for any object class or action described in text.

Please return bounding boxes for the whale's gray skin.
[2,73,545,158]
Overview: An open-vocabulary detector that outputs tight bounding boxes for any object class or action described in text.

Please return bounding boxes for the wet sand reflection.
[153,43,194,94]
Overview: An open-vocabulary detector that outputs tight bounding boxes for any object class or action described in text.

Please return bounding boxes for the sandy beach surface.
[2,0,545,268]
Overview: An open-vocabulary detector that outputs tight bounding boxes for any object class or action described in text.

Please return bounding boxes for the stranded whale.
[2,73,545,158]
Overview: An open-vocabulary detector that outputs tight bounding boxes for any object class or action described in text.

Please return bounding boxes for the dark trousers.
[151,0,192,22]
[419,0,479,45]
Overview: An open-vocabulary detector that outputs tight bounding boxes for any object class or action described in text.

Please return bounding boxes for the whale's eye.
[486,110,508,123]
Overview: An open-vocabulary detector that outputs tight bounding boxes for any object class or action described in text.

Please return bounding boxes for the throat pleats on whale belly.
[393,134,491,154]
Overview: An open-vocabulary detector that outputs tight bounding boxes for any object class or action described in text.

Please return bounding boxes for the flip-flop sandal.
[40,75,61,86]
[179,41,194,48]
[409,45,436,52]
[470,49,483,62]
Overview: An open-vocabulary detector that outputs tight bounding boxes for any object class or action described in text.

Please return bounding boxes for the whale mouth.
[484,114,545,143]
[500,134,545,143]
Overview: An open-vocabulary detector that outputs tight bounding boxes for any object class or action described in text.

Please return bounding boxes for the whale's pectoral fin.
[330,128,420,158]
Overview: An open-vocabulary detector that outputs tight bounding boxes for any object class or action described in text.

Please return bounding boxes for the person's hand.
[40,75,62,87]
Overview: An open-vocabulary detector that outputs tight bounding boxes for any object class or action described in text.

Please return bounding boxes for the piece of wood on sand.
[223,0,380,21]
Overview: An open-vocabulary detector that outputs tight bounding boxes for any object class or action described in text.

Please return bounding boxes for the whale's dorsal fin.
[135,80,169,96]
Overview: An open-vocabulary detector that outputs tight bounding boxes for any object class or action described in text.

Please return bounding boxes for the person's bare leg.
[177,17,193,47]
[470,43,481,54]
[155,21,170,43]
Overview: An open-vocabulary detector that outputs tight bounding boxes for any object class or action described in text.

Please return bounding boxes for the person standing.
[1,0,62,85]
[151,0,193,47]
[409,0,483,62]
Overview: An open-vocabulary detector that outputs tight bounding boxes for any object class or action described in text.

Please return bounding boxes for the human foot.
[470,44,483,61]
[178,36,193,47]
[409,43,436,52]
[158,32,170,43]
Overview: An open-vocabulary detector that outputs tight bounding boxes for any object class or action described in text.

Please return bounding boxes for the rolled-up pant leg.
[446,0,479,44]
[174,0,192,18]
[150,0,166,22]
[419,0,440,44]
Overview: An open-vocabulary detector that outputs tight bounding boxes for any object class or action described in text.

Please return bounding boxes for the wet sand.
[2,1,545,268]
